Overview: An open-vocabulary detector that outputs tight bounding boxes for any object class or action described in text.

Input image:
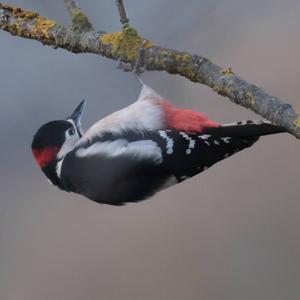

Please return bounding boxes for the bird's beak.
[68,100,86,137]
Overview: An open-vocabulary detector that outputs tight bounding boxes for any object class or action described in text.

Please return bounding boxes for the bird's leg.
[117,39,147,85]
[134,39,146,74]
[133,39,147,85]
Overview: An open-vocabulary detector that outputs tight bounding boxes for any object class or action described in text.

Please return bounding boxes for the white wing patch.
[76,139,163,164]
[159,130,174,155]
[179,132,196,155]
[76,139,128,157]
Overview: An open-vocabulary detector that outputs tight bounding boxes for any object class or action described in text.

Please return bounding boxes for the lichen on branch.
[0,3,56,41]
[0,2,299,139]
[100,25,153,61]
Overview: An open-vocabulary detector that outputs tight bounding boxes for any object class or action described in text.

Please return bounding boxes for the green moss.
[175,53,191,63]
[160,50,169,57]
[70,8,93,31]
[294,114,300,127]
[245,91,256,106]
[177,65,198,81]
[222,67,234,77]
[212,83,233,96]
[100,26,153,61]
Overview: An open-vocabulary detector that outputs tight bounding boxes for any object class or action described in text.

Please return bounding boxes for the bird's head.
[31,101,86,187]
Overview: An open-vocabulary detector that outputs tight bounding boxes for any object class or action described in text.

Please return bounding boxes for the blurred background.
[0,1,299,299]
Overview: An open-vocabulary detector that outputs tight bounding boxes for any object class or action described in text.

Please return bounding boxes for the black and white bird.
[32,84,286,205]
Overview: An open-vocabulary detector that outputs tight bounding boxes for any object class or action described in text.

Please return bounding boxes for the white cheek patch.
[76,139,163,165]
[56,159,64,178]
[57,129,80,160]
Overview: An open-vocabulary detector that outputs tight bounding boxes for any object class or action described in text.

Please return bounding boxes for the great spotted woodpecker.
[32,84,286,205]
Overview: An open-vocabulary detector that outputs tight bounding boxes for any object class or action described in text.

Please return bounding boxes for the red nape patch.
[32,147,59,168]
[160,101,220,133]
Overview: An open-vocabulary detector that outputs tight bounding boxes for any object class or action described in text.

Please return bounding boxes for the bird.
[31,84,286,205]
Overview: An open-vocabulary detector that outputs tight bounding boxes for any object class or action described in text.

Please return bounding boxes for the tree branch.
[63,0,94,32]
[0,3,299,138]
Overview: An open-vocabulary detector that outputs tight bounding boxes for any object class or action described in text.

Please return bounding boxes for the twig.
[116,0,129,26]
[0,3,299,138]
[64,0,79,12]
[64,0,94,32]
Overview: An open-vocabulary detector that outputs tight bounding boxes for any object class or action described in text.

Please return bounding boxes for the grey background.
[0,1,300,299]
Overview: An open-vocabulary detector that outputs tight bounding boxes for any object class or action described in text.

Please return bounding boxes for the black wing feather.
[140,130,258,181]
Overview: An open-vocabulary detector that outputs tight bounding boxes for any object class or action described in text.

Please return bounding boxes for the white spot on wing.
[198,134,211,140]
[222,120,270,127]
[159,131,174,155]
[179,132,196,155]
[221,137,231,143]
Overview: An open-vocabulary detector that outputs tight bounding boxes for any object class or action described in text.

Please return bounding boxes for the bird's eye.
[68,128,76,136]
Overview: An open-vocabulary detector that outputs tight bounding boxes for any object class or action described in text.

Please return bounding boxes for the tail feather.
[203,120,286,137]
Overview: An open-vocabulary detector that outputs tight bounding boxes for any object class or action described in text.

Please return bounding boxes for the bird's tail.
[204,120,286,137]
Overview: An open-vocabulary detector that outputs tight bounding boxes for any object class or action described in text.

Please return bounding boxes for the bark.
[0,3,299,138]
